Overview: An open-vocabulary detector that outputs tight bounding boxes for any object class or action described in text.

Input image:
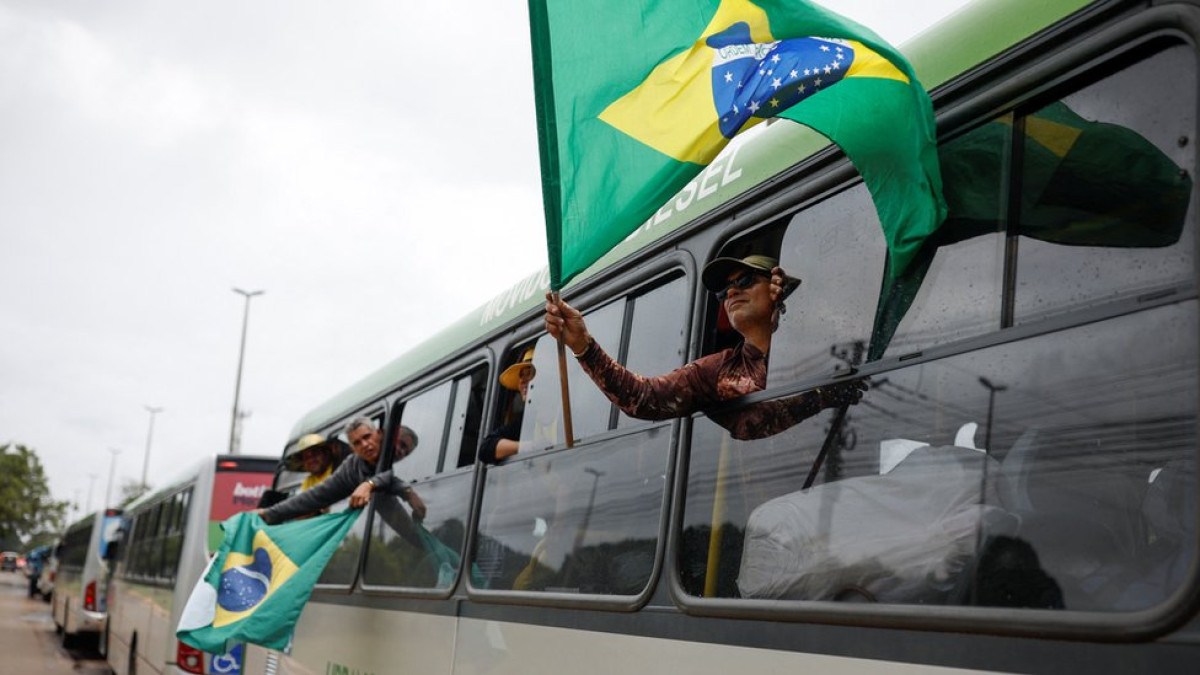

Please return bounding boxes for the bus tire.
[61,626,78,650]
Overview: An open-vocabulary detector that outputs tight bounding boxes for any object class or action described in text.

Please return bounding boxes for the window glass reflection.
[523,300,625,447]
[315,497,366,586]
[881,115,1010,357]
[474,425,670,595]
[394,382,454,482]
[362,472,473,590]
[618,278,689,428]
[683,302,1197,612]
[1016,46,1195,323]
[771,184,886,382]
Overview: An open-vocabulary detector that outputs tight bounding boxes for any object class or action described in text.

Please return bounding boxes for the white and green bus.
[248,0,1198,672]
[106,455,276,675]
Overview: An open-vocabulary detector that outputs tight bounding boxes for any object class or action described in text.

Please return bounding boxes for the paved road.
[0,570,110,674]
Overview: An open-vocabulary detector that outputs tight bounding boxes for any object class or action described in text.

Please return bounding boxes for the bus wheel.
[61,627,78,650]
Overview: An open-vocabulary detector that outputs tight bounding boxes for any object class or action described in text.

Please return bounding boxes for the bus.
[106,454,275,675]
[52,508,123,649]
[245,0,1199,672]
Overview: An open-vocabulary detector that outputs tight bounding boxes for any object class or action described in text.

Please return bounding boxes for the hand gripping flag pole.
[551,291,576,449]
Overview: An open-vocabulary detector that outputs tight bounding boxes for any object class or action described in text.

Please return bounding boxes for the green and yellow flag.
[176,510,360,653]
[530,0,946,288]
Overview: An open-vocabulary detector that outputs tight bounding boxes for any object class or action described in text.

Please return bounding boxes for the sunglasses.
[715,273,767,301]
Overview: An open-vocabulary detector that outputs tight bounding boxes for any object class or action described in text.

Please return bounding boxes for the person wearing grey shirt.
[259,417,427,531]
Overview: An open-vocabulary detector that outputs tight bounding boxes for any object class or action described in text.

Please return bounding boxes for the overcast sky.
[0,0,973,523]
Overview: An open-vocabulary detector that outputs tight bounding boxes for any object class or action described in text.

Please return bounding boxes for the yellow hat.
[285,433,330,470]
[499,347,536,391]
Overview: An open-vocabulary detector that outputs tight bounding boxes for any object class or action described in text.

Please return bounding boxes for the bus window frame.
[464,254,695,611]
[310,404,387,594]
[357,352,493,599]
[669,9,1200,642]
[465,419,680,611]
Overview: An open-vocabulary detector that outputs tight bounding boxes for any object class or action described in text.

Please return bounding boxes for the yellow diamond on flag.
[212,530,299,628]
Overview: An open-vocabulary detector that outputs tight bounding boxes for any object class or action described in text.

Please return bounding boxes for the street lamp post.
[86,472,97,514]
[228,288,265,455]
[141,405,163,488]
[978,377,1008,452]
[105,448,121,509]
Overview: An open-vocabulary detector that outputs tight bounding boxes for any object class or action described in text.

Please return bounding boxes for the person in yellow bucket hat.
[288,433,336,492]
[479,346,536,463]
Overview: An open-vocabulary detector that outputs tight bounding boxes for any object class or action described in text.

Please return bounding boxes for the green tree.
[118,479,152,507]
[0,444,70,547]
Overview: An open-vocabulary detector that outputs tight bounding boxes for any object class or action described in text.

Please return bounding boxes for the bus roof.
[288,0,1097,442]
[121,454,278,513]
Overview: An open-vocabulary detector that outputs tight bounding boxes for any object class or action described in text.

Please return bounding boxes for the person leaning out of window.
[544,254,867,440]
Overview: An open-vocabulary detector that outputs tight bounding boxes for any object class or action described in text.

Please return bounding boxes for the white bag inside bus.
[738,445,1009,603]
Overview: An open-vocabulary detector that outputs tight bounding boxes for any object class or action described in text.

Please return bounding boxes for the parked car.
[0,551,19,572]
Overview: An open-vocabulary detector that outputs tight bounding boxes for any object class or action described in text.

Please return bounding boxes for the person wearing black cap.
[544,255,866,440]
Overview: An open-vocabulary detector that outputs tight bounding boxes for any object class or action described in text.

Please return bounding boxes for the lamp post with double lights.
[228,288,264,454]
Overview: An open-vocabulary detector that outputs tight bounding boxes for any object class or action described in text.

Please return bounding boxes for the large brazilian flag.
[176,510,360,653]
[530,0,946,288]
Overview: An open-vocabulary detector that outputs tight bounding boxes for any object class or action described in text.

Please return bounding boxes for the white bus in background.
[106,454,276,675]
[51,508,123,649]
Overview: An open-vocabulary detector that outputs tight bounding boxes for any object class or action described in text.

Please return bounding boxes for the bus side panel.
[110,580,156,674]
[276,602,456,675]
[450,617,987,675]
[145,585,176,673]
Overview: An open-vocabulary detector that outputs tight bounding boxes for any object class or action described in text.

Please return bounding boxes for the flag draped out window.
[529,0,947,289]
[176,510,360,653]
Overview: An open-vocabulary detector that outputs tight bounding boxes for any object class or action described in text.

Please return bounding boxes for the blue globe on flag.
[217,548,272,612]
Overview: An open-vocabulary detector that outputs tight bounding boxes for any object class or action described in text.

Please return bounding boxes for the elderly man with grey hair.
[258,416,426,528]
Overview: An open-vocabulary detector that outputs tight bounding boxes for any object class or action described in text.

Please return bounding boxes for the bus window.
[393,382,453,482]
[683,301,1198,609]
[768,184,886,383]
[160,490,191,582]
[474,276,685,596]
[522,299,625,448]
[616,278,690,428]
[316,418,383,587]
[1015,46,1195,325]
[446,369,487,469]
[881,115,1010,358]
[475,424,671,595]
[363,369,484,591]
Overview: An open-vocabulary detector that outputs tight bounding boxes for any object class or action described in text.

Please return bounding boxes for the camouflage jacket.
[576,340,824,440]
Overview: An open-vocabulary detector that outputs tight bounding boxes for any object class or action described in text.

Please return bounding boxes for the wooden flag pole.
[552,291,576,448]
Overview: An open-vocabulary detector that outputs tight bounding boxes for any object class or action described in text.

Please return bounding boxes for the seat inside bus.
[738,425,1197,611]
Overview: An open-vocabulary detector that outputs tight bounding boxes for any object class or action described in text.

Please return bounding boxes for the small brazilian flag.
[530,0,946,288]
[176,510,360,653]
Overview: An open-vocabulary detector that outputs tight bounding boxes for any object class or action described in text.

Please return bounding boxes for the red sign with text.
[210,471,274,522]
